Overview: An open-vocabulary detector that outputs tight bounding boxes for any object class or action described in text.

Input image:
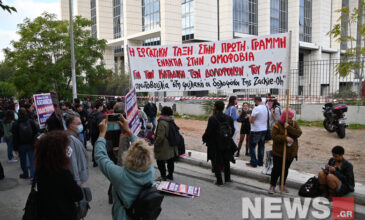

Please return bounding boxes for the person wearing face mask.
[225,96,240,146]
[65,115,89,185]
[143,99,157,131]
[268,109,302,194]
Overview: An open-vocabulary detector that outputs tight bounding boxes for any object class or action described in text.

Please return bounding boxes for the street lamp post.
[69,0,77,99]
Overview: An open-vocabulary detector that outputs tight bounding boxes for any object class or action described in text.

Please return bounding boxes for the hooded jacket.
[68,132,89,185]
[154,116,178,161]
[95,136,154,220]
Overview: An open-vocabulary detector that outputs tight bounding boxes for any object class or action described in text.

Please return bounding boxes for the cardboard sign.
[128,33,290,92]
[125,88,141,135]
[33,93,55,129]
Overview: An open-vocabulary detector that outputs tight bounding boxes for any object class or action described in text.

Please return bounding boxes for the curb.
[179,156,365,205]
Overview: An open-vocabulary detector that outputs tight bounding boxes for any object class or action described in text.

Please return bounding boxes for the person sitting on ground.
[154,106,179,181]
[203,100,235,185]
[65,115,89,186]
[318,146,355,198]
[269,109,302,194]
[35,130,83,220]
[95,115,154,220]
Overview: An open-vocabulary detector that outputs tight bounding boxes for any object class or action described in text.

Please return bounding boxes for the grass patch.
[297,120,324,128]
[348,124,365,129]
[174,113,209,121]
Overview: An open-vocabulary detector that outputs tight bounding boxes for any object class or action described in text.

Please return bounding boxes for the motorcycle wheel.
[323,119,335,133]
[336,125,346,139]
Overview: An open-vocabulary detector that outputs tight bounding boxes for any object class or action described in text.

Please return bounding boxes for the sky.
[0,0,60,61]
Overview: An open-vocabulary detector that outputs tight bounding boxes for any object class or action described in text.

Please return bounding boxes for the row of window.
[106,0,313,43]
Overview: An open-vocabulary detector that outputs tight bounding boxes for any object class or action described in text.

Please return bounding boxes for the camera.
[107,114,121,122]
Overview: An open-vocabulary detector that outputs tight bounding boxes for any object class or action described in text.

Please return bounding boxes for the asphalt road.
[1,142,365,220]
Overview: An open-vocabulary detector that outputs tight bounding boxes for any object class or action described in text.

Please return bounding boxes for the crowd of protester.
[0,94,356,219]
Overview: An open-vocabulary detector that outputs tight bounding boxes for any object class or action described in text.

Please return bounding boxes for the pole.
[69,0,77,99]
[126,45,133,91]
[281,31,292,194]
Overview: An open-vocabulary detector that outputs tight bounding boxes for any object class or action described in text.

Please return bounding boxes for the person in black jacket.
[143,99,157,131]
[75,103,88,148]
[318,146,355,198]
[35,130,83,220]
[202,101,235,185]
[89,101,104,167]
[12,108,38,179]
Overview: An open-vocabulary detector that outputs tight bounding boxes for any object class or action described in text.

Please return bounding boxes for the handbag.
[265,107,272,141]
[22,177,39,220]
[76,187,92,220]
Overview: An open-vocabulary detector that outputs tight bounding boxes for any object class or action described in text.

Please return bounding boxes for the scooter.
[322,103,348,138]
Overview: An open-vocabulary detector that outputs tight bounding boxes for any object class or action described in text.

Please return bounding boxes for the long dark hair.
[226,96,237,109]
[4,110,15,124]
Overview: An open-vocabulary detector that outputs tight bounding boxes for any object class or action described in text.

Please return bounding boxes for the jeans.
[5,137,14,160]
[19,144,35,179]
[270,155,293,187]
[249,131,266,167]
[148,117,157,131]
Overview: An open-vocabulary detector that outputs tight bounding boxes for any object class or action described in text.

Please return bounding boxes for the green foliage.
[0,61,14,81]
[105,73,130,96]
[0,1,17,14]
[3,13,111,99]
[0,81,16,97]
[201,93,219,115]
[297,119,365,129]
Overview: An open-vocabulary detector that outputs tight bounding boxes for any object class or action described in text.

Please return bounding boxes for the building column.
[288,0,300,96]
[60,0,70,20]
[76,0,91,20]
[257,0,270,36]
[104,46,114,72]
[96,0,113,40]
[160,0,182,45]
[219,0,233,40]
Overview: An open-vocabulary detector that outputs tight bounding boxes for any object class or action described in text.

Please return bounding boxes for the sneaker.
[246,163,257,168]
[166,174,173,181]
[268,186,276,194]
[215,181,223,186]
[8,158,18,163]
[19,174,29,179]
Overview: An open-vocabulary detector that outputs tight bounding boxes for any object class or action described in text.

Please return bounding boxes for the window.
[142,0,160,31]
[298,85,304,96]
[341,0,349,50]
[321,84,329,96]
[113,0,124,39]
[270,0,288,34]
[182,0,194,41]
[299,53,304,76]
[233,0,257,36]
[299,0,312,42]
[91,0,97,38]
[142,37,161,46]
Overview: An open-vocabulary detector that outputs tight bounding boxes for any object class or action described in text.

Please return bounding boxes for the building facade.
[60,0,362,98]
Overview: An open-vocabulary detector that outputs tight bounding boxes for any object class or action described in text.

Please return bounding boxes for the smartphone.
[107,114,121,122]
[107,123,121,131]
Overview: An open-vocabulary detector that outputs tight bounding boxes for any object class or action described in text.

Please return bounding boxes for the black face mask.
[255,104,258,106]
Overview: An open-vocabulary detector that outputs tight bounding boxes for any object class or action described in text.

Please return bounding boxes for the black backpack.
[22,178,39,220]
[18,120,34,143]
[298,176,321,197]
[214,115,233,142]
[167,121,183,147]
[118,183,164,220]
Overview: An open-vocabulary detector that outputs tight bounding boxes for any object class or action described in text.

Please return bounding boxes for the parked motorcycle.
[322,103,348,138]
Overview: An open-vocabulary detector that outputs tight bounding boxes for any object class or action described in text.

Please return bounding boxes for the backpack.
[118,183,164,220]
[167,121,183,147]
[214,115,233,143]
[0,122,4,138]
[298,176,321,197]
[88,112,100,142]
[18,120,34,143]
[22,178,39,220]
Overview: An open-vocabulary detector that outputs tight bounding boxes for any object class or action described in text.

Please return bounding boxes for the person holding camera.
[318,146,354,198]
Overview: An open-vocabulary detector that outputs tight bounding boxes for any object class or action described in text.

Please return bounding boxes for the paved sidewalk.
[180,150,365,205]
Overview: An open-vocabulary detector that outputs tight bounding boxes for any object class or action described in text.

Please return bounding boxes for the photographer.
[318,146,354,198]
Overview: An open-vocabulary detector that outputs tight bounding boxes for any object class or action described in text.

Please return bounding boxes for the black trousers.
[270,155,293,187]
[0,161,4,179]
[156,158,174,178]
[214,152,231,183]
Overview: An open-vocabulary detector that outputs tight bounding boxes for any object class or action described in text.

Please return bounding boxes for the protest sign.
[128,32,290,92]
[156,181,200,198]
[33,93,55,129]
[125,88,141,135]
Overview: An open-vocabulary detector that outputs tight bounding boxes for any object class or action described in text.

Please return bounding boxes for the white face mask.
[66,146,73,158]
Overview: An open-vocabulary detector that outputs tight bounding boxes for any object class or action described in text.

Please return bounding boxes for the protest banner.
[128,32,290,92]
[156,181,200,198]
[125,87,141,135]
[33,93,55,129]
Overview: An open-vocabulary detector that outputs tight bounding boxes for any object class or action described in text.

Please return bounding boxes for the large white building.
[60,0,362,97]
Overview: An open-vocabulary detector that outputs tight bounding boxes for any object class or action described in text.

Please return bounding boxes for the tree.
[0,61,14,81]
[3,13,111,99]
[0,81,16,97]
[105,73,130,96]
[329,0,365,98]
[0,0,17,14]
